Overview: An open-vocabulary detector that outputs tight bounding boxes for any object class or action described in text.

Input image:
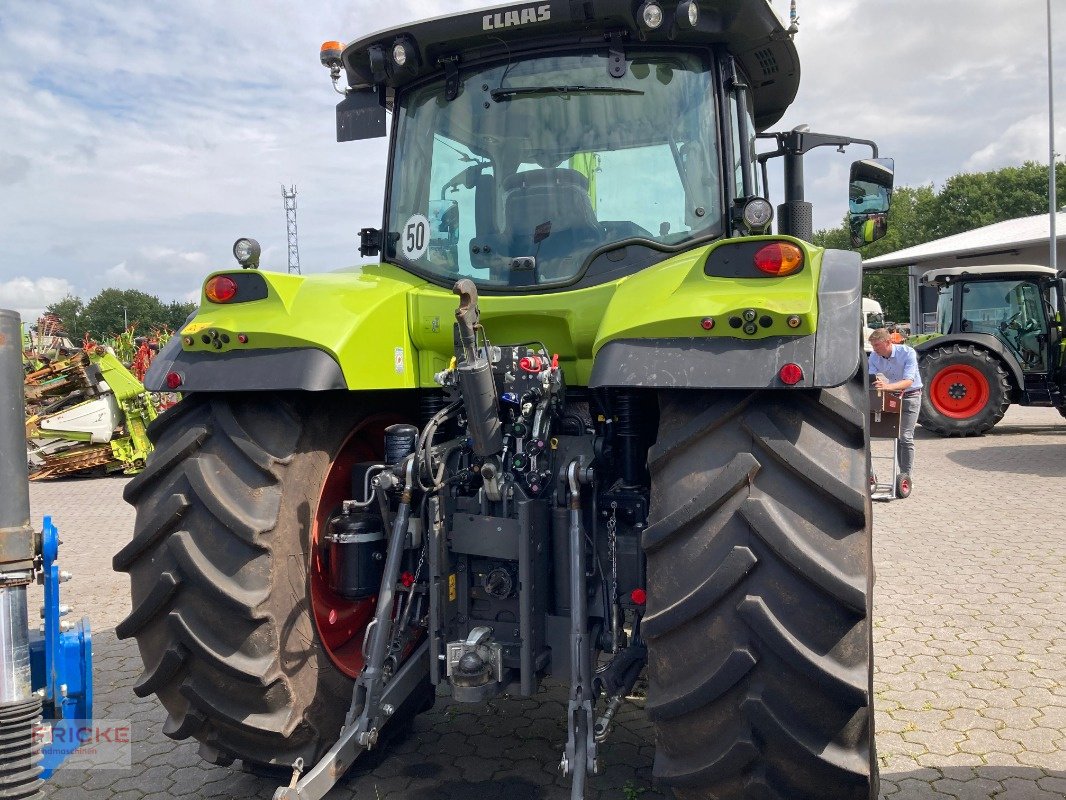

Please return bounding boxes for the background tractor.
[913,265,1066,436]
[114,2,893,798]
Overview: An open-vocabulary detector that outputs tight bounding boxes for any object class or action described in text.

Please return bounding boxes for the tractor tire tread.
[116,393,342,765]
[115,572,181,639]
[646,375,875,800]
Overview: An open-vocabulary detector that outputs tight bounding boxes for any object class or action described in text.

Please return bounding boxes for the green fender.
[148,237,855,393]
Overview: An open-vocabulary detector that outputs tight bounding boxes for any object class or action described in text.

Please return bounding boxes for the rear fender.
[144,266,425,392]
[588,243,861,389]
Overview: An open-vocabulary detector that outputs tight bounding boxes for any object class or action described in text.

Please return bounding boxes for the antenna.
[281,184,301,275]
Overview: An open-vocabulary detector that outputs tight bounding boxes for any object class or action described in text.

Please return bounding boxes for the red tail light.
[779,363,804,385]
[754,242,804,276]
[205,275,238,303]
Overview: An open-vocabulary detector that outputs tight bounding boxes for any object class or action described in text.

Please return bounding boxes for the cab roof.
[340,0,799,131]
[920,264,1059,286]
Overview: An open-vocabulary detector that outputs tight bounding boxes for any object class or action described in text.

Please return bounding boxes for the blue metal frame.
[28,516,93,779]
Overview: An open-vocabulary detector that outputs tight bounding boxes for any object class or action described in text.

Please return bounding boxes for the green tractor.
[114,2,894,798]
[915,265,1066,436]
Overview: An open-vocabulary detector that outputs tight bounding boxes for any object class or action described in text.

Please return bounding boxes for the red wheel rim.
[929,364,990,419]
[310,414,401,678]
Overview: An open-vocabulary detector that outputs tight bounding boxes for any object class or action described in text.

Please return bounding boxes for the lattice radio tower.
[281,184,301,274]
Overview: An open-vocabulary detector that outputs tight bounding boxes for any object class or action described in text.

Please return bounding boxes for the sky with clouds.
[1,0,1062,323]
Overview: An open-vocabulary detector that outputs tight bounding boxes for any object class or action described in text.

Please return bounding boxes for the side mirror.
[848,157,894,247]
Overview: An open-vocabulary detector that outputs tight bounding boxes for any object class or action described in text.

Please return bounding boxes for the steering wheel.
[999,312,1022,332]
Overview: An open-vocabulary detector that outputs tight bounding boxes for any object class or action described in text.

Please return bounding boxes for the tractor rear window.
[385,50,722,290]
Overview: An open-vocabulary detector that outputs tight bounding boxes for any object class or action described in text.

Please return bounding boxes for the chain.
[607,502,618,608]
[387,543,428,663]
[412,543,427,587]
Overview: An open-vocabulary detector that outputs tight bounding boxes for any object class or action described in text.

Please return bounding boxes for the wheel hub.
[311,415,402,678]
[930,363,990,419]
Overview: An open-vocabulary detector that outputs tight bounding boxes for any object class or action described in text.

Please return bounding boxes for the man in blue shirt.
[868,327,923,487]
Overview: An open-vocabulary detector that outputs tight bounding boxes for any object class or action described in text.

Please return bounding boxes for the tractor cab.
[921,265,1062,375]
[386,48,725,289]
[321,0,889,292]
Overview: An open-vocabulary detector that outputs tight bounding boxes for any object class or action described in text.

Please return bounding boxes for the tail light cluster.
[201,271,269,305]
[753,242,804,276]
[205,276,237,303]
[703,239,806,279]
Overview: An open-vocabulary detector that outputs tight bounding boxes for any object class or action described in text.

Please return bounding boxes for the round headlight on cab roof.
[639,2,664,29]
[678,0,699,28]
[233,238,261,269]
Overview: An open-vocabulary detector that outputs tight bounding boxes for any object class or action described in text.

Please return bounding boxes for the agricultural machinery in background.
[117,1,894,798]
[914,264,1066,436]
[22,322,170,480]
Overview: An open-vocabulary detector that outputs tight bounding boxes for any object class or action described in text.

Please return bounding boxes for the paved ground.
[26,406,1066,799]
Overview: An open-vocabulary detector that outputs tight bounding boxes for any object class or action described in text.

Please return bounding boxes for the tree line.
[44,289,197,341]
[813,161,1066,323]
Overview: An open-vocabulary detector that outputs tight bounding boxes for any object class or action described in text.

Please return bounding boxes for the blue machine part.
[28,516,93,779]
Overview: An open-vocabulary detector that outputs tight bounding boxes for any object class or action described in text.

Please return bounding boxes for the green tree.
[930,161,1066,239]
[44,294,85,338]
[163,300,198,331]
[813,185,936,322]
[80,289,167,339]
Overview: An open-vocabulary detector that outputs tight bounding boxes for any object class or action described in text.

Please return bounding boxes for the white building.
[863,212,1066,332]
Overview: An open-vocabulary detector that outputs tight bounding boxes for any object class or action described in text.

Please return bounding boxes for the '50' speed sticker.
[401,214,429,259]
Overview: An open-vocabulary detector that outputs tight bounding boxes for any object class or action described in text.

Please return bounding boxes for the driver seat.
[499,168,603,283]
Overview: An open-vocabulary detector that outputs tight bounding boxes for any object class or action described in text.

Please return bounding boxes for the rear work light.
[753,242,804,276]
[205,275,238,303]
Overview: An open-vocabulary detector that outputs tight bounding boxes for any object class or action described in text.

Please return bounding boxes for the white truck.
[862,297,884,352]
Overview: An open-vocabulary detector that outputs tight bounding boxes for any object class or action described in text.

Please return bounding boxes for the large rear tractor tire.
[113,391,431,770]
[918,344,1011,436]
[643,372,876,800]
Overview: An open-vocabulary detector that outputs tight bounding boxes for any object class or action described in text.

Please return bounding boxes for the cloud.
[0,276,78,323]
[965,117,1066,173]
[104,261,147,287]
[0,152,31,185]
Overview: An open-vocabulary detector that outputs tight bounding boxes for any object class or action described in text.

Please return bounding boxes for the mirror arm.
[757,132,879,161]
